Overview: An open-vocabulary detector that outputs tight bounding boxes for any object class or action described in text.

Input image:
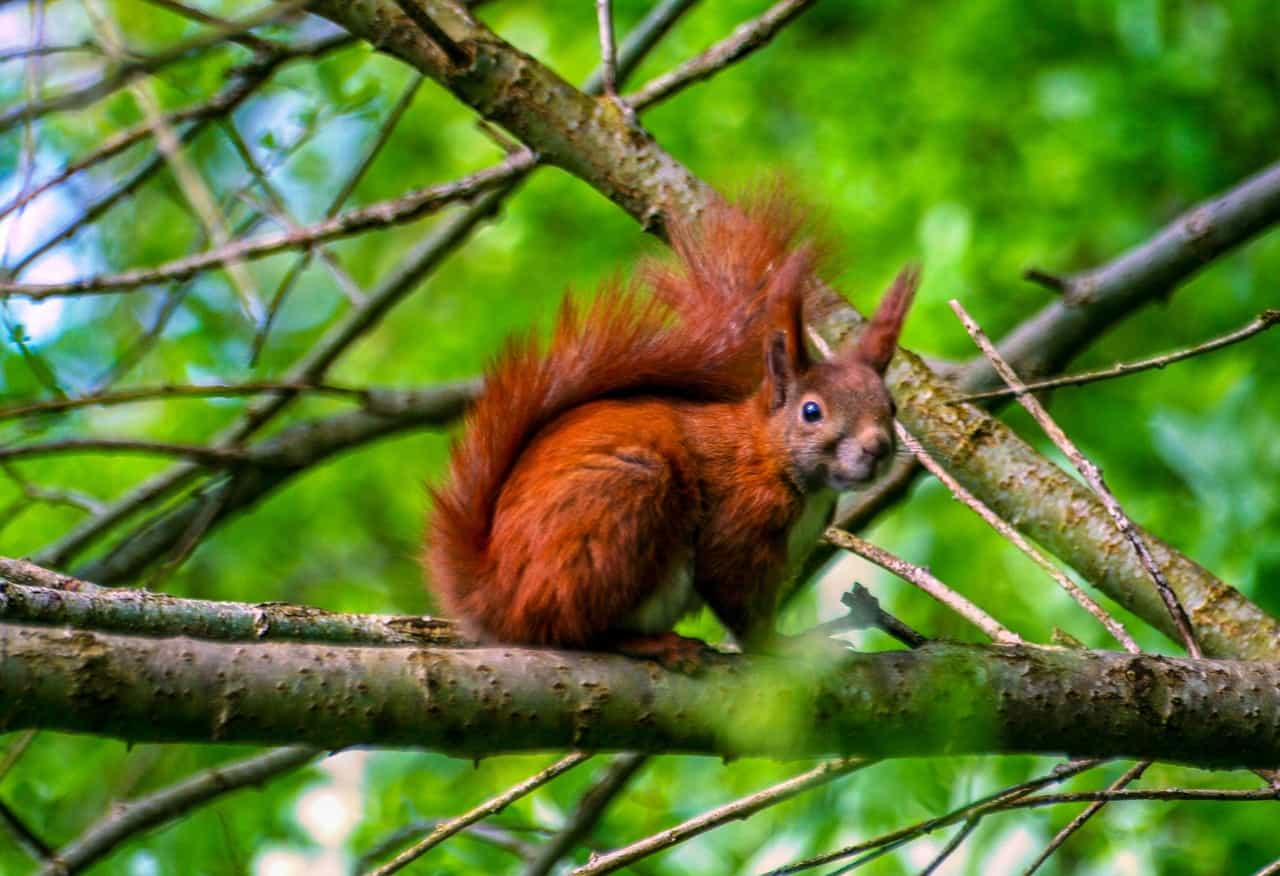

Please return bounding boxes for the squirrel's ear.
[854,263,919,375]
[765,330,793,411]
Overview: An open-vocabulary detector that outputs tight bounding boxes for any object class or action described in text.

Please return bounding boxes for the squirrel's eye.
[801,400,823,423]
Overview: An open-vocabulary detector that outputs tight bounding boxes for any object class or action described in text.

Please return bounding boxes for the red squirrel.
[425,194,916,666]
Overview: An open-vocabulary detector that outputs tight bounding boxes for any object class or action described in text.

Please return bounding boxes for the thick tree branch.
[4,624,1280,766]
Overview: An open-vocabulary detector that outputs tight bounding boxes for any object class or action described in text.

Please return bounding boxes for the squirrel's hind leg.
[487,438,697,649]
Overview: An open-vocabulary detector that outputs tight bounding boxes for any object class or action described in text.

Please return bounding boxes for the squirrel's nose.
[860,434,891,464]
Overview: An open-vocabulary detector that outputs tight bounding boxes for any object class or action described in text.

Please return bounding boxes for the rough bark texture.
[4,623,1280,766]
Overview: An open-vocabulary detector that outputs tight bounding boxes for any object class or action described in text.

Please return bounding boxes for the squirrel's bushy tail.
[426,194,820,624]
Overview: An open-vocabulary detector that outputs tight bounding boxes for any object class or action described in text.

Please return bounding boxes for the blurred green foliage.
[1,1,1279,873]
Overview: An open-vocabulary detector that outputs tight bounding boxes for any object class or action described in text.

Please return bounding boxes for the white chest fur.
[784,487,837,580]
[622,559,702,634]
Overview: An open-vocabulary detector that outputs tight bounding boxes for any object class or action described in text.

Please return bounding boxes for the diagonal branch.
[625,0,817,110]
[41,746,318,875]
[364,752,591,876]
[950,300,1201,657]
[571,757,871,876]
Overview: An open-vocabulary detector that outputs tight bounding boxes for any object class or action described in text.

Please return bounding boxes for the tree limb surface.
[4,623,1280,767]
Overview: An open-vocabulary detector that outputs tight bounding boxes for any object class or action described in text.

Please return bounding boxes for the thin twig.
[571,758,871,876]
[1020,760,1151,875]
[40,746,318,875]
[224,125,365,302]
[0,154,534,300]
[522,753,649,876]
[626,0,816,110]
[0,731,38,783]
[824,527,1022,645]
[1003,786,1280,808]
[1255,857,1280,876]
[0,380,365,420]
[0,438,253,466]
[364,752,591,876]
[895,423,1139,653]
[951,309,1280,404]
[809,583,928,648]
[768,759,1102,875]
[950,300,1201,657]
[138,0,277,53]
[0,799,52,862]
[917,817,978,876]
[596,0,619,99]
[356,820,541,871]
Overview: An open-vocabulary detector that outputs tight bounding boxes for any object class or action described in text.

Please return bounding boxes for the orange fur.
[425,193,914,656]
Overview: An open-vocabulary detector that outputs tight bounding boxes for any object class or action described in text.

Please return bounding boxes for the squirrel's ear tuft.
[854,263,919,374]
[765,330,793,410]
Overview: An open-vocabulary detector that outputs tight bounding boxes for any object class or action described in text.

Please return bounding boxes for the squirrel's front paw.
[613,632,723,675]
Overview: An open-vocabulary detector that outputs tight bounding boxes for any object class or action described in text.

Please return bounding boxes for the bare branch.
[364,753,591,876]
[138,0,278,53]
[0,155,534,300]
[357,820,541,870]
[824,527,1022,645]
[626,0,817,110]
[1019,760,1151,876]
[522,753,649,876]
[83,0,264,323]
[41,746,318,875]
[0,437,254,466]
[1004,786,1280,808]
[951,309,1280,404]
[918,817,978,876]
[0,799,52,863]
[963,158,1280,393]
[951,300,1201,657]
[0,380,365,420]
[571,758,870,876]
[768,760,1103,875]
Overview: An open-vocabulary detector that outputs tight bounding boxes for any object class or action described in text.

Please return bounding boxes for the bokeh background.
[2,1,1279,873]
